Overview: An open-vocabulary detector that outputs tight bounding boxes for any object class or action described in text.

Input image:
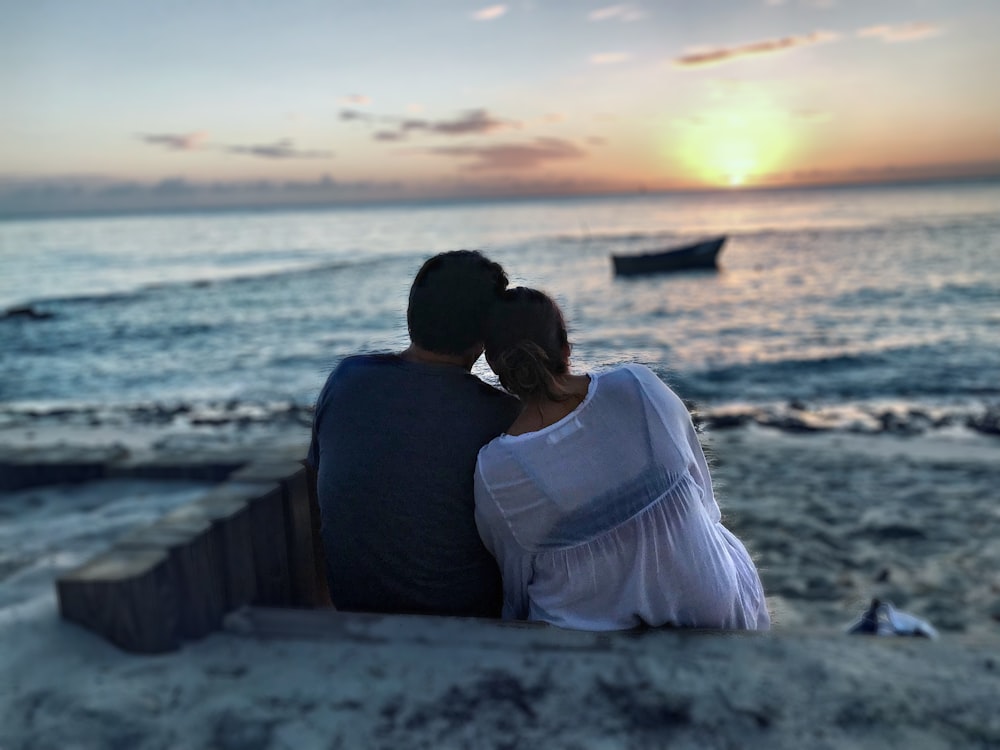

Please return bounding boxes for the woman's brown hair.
[484,287,571,402]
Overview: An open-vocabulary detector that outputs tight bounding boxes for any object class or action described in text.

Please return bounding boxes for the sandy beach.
[2,419,999,747]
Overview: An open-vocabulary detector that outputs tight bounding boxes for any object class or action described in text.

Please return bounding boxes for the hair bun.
[499,342,551,397]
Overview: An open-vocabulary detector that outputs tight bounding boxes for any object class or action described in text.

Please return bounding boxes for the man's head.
[407,250,508,356]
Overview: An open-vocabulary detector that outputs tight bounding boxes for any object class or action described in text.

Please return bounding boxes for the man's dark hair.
[407,250,509,355]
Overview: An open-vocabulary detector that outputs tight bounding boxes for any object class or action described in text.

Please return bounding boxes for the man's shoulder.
[324,352,399,383]
[468,377,521,415]
[335,352,399,372]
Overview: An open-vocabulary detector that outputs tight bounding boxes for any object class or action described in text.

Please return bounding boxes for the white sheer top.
[474,363,770,631]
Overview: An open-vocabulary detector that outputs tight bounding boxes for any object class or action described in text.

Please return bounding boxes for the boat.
[611,236,726,276]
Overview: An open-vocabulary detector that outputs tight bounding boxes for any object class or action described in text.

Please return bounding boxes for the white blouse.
[474,363,770,631]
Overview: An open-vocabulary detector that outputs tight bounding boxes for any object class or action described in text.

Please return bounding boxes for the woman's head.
[484,287,570,401]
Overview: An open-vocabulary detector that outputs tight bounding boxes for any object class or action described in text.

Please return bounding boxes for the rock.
[967,406,1000,437]
[1,305,55,321]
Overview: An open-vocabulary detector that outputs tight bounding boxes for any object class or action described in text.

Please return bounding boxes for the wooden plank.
[105,459,244,482]
[162,481,272,612]
[230,462,319,607]
[116,516,225,639]
[246,482,292,606]
[304,464,332,607]
[56,548,179,654]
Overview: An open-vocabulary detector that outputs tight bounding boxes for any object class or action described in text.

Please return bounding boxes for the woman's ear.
[561,342,572,366]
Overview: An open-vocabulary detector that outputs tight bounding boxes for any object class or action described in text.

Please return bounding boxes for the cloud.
[590,52,631,65]
[427,137,586,170]
[339,94,371,106]
[340,108,374,122]
[588,4,645,22]
[138,132,208,151]
[857,22,942,43]
[421,109,511,135]
[344,108,516,142]
[226,139,333,159]
[674,30,839,68]
[472,5,507,21]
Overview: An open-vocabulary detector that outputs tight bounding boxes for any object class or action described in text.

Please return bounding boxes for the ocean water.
[2,181,999,437]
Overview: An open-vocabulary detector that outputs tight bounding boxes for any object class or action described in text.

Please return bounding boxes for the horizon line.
[1,172,998,223]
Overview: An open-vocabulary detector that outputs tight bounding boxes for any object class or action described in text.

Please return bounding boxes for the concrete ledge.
[210,607,1000,748]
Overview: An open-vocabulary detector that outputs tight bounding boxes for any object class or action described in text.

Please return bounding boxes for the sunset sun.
[670,103,794,189]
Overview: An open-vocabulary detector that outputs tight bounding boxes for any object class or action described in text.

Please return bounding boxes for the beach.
[2,185,999,745]
[2,417,999,748]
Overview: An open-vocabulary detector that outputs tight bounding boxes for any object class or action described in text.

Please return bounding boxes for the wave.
[1,254,413,313]
[2,395,998,443]
[676,347,1000,404]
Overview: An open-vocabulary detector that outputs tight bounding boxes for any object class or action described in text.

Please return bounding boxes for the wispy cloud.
[590,52,632,65]
[472,5,508,21]
[409,109,511,135]
[226,139,333,159]
[674,30,839,68]
[857,22,942,43]
[138,132,208,151]
[340,108,373,123]
[588,4,644,22]
[342,108,517,142]
[339,94,371,106]
[428,137,586,170]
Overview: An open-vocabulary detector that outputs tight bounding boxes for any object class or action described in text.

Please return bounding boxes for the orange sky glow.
[2,1,998,215]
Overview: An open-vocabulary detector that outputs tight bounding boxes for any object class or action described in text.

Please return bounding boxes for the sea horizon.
[2,173,999,223]
[3,179,998,443]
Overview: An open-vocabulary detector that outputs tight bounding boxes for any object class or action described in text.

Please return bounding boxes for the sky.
[2,0,999,214]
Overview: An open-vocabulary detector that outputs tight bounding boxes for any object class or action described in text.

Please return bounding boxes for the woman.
[474,287,770,631]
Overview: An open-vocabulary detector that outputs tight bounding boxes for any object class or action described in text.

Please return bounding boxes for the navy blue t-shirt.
[307,354,520,617]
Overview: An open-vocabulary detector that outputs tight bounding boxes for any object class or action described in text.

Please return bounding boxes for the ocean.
[2,181,999,440]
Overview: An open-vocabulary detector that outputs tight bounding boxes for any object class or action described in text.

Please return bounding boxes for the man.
[307,250,521,617]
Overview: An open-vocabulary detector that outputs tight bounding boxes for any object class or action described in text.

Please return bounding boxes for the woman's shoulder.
[600,363,686,409]
[600,362,668,390]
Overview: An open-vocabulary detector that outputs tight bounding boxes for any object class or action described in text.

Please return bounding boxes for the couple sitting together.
[307,250,770,631]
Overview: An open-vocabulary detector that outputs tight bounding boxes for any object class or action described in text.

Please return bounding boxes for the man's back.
[308,353,520,617]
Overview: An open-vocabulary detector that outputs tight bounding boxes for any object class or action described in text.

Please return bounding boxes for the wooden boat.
[612,235,726,276]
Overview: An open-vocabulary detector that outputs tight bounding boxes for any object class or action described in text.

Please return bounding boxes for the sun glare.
[669,103,795,189]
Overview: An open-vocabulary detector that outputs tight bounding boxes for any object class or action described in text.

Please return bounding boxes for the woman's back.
[474,363,770,631]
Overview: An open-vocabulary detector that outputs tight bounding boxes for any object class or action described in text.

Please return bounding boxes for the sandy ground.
[1,422,999,748]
